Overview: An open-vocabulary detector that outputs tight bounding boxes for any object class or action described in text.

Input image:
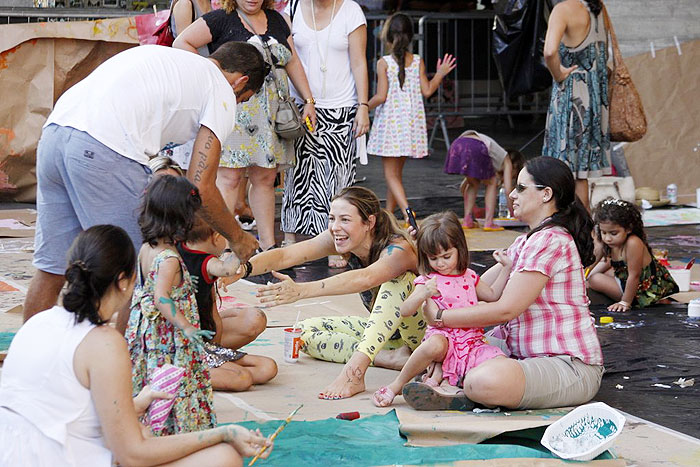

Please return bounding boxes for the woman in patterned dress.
[543,0,611,210]
[174,0,316,252]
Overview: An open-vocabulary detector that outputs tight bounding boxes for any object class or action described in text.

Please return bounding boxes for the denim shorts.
[33,125,151,275]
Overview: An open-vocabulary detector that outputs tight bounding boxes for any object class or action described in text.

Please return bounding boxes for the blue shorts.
[33,124,152,275]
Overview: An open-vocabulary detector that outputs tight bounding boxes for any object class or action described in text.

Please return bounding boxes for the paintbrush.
[686,257,696,270]
[248,404,303,466]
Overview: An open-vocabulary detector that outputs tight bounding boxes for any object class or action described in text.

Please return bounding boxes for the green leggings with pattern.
[298,272,426,364]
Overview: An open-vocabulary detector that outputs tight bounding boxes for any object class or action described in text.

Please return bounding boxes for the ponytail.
[525,157,595,267]
[63,225,136,325]
[381,13,414,90]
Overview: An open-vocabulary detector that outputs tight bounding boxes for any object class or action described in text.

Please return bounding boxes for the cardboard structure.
[0,17,139,201]
[623,39,700,204]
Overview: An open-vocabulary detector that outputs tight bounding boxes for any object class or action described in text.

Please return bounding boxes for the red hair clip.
[190,188,197,197]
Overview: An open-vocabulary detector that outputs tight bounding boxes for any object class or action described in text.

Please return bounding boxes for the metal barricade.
[0,7,548,149]
[366,11,549,150]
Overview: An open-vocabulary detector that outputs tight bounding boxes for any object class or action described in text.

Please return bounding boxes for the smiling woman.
[224,186,423,399]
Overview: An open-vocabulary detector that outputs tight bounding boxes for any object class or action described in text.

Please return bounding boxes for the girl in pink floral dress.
[373,211,510,407]
[367,13,456,226]
[125,175,216,435]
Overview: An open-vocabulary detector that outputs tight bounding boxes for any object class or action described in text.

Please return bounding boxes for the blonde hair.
[222,0,276,14]
[416,211,469,276]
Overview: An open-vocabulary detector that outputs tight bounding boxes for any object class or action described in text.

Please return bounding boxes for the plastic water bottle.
[498,188,508,218]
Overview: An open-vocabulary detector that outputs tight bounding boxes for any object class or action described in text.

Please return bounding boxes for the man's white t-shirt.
[45,45,236,166]
[285,0,366,108]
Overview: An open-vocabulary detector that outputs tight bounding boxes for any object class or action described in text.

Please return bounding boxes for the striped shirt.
[502,227,603,365]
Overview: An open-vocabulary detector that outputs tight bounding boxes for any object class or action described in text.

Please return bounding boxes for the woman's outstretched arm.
[427,270,549,329]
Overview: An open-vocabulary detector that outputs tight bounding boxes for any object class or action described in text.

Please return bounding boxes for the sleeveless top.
[0,306,112,465]
[367,54,428,158]
[170,0,210,57]
[542,0,611,178]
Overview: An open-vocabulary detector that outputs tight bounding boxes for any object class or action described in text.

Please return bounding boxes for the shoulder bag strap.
[238,11,286,99]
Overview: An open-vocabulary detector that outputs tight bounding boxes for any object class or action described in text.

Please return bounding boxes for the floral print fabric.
[125,249,216,435]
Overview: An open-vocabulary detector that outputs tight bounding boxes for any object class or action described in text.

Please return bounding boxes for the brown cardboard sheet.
[624,40,700,205]
[0,18,138,201]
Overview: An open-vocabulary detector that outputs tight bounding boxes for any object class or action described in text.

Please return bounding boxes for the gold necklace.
[310,0,337,98]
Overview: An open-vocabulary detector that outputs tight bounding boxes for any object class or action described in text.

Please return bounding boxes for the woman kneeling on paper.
[223,186,424,400]
[0,225,270,466]
[402,157,604,410]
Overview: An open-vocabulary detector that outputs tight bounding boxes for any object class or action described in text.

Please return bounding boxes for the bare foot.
[319,353,369,400]
[373,345,412,370]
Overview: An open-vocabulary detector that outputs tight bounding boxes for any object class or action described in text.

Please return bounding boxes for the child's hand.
[221,425,273,458]
[218,265,246,292]
[183,326,216,349]
[608,300,631,313]
[425,277,441,299]
[436,54,457,77]
[493,249,512,269]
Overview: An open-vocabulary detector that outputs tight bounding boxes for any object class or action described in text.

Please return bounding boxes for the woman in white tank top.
[0,225,272,466]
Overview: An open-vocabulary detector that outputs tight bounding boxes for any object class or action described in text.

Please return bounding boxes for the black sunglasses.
[515,183,546,193]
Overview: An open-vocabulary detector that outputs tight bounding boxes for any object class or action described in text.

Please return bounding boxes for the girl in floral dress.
[588,198,678,311]
[125,175,217,435]
[367,13,455,227]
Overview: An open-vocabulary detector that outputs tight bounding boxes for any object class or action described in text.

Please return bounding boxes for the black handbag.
[239,11,305,140]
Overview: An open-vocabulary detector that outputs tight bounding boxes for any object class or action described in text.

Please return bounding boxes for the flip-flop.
[402,381,475,411]
[372,386,396,407]
[482,225,505,232]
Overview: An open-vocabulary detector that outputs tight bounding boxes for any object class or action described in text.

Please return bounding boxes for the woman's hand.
[555,64,578,83]
[133,385,174,417]
[492,249,512,270]
[436,53,457,77]
[353,105,370,138]
[220,425,273,458]
[608,300,631,313]
[256,271,303,307]
[302,103,317,132]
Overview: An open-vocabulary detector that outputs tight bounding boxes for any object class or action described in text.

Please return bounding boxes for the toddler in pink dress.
[373,211,511,407]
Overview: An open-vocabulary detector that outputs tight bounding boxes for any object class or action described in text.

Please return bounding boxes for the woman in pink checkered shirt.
[402,157,604,411]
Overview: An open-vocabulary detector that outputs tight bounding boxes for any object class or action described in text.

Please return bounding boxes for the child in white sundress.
[367,13,456,227]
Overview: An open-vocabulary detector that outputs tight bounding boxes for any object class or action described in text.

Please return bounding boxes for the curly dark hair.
[593,198,649,257]
[63,225,136,326]
[525,157,595,267]
[138,175,202,247]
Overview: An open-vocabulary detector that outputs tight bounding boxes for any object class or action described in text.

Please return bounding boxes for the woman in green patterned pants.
[231,186,425,400]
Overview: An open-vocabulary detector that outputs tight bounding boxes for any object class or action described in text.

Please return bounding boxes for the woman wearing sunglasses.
[403,156,604,411]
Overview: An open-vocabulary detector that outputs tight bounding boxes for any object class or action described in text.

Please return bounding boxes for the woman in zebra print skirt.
[282,0,370,266]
